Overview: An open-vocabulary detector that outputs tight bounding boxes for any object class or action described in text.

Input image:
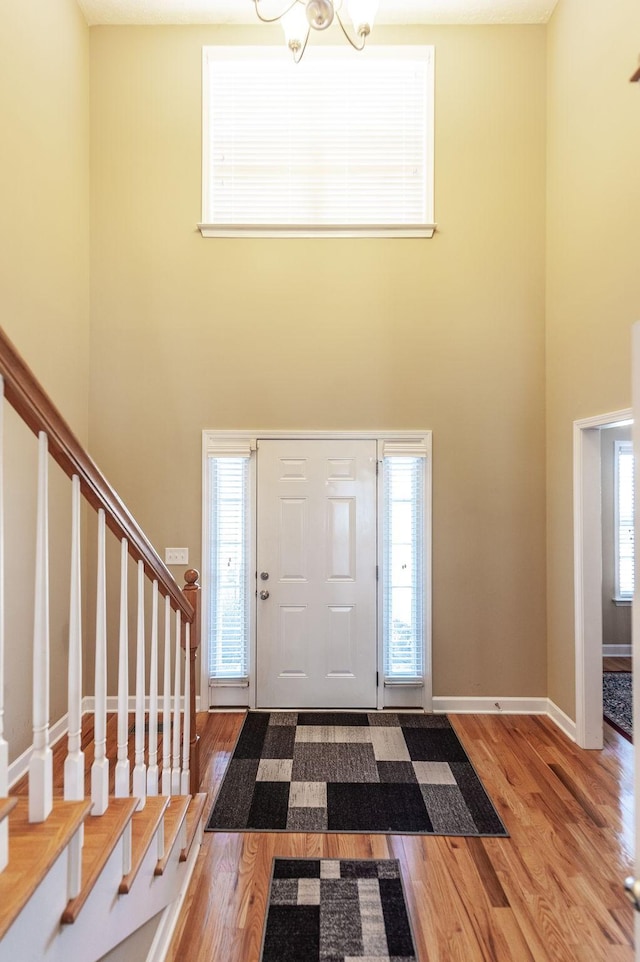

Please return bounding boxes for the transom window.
[200,46,435,238]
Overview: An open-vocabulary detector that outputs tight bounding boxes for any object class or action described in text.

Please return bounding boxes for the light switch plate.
[165,547,189,566]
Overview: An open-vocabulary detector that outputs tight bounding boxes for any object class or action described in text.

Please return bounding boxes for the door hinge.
[376,671,379,687]
[376,565,379,581]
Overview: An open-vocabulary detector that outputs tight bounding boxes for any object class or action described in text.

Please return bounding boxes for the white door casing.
[573,408,632,749]
[256,438,378,709]
[631,322,640,957]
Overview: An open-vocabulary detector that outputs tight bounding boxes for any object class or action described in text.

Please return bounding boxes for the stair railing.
[0,326,200,869]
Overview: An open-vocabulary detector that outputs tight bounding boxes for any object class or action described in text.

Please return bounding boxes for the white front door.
[256,438,378,708]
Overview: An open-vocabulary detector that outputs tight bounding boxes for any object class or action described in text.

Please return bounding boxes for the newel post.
[182,569,200,794]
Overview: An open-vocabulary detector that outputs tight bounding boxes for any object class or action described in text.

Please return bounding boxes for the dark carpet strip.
[603,671,632,741]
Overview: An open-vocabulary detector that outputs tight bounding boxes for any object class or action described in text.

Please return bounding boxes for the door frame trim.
[573,408,632,748]
[201,429,433,712]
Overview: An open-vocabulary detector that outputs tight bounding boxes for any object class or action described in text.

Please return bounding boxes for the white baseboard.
[603,645,632,657]
[432,696,548,715]
[433,696,577,744]
[145,811,204,962]
[8,713,69,788]
[8,696,579,791]
[9,698,203,789]
[82,696,203,713]
[545,699,577,742]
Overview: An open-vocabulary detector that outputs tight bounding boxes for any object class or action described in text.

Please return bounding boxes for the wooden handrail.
[0,326,193,623]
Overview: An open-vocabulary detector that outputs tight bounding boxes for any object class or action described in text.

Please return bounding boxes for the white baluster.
[0,377,8,868]
[115,538,130,797]
[161,595,172,796]
[91,508,109,816]
[147,581,159,796]
[64,475,84,803]
[132,560,146,810]
[64,476,85,897]
[29,431,53,823]
[171,610,181,795]
[180,623,191,795]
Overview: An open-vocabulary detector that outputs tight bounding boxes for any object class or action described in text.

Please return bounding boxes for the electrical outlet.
[165,547,189,566]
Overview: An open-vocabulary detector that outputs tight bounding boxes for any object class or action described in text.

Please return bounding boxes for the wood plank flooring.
[166,711,635,962]
[604,657,632,672]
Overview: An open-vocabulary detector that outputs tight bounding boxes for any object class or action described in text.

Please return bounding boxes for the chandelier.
[253,0,379,62]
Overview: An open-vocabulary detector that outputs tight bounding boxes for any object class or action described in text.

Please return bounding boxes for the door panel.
[256,439,377,708]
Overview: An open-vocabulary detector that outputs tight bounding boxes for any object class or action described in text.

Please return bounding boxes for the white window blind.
[383,455,425,684]
[207,456,251,681]
[201,46,435,236]
[615,440,634,600]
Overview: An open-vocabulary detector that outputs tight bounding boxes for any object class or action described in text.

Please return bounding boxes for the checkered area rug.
[260,858,417,962]
[206,711,507,835]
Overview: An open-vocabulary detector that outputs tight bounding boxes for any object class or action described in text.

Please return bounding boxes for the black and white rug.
[603,672,632,741]
[206,711,507,836]
[260,858,417,962]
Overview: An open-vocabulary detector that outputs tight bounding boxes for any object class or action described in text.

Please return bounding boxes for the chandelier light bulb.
[281,3,309,49]
[306,0,335,30]
[253,0,376,60]
[345,0,379,35]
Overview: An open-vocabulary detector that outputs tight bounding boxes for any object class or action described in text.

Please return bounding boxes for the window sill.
[210,678,250,687]
[384,677,424,687]
[613,597,632,606]
[198,223,437,239]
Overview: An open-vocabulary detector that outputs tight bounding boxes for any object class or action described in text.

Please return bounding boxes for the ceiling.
[77,0,559,27]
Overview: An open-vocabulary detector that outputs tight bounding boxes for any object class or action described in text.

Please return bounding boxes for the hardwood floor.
[604,657,632,672]
[166,711,635,962]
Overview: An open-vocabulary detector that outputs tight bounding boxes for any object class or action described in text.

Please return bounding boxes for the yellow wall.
[0,0,90,758]
[8,3,636,727]
[89,24,548,700]
[546,0,640,717]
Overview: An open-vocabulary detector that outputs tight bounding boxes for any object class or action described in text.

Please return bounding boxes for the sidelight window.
[206,451,252,684]
[382,441,428,685]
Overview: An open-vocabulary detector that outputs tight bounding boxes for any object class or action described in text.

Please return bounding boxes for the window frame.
[199,45,436,239]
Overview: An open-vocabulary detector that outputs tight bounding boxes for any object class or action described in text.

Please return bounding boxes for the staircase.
[0,327,207,962]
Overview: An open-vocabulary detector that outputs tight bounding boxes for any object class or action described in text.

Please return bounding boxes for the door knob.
[260,571,270,581]
[260,589,270,600]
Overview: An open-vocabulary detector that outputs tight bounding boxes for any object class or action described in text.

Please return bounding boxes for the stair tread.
[0,796,18,823]
[119,795,170,894]
[0,797,91,940]
[180,792,208,862]
[62,796,139,924]
[155,794,191,876]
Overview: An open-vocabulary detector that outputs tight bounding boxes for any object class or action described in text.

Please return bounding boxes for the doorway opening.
[574,409,632,748]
